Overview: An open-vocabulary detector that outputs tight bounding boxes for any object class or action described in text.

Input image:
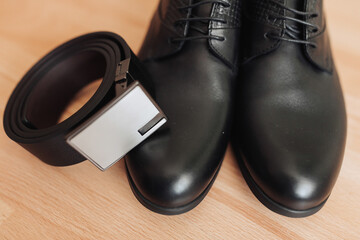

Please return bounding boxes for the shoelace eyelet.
[171,1,229,43]
[265,0,321,47]
[264,32,270,40]
[222,2,231,8]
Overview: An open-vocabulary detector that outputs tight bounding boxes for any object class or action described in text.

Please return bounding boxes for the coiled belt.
[3,32,166,170]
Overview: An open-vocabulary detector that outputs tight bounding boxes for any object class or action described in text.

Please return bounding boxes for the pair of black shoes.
[126,0,347,217]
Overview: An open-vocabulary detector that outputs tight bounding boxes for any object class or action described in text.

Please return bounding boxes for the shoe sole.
[233,145,328,218]
[125,160,222,215]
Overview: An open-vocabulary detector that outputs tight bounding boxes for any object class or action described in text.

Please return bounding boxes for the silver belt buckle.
[66,59,167,171]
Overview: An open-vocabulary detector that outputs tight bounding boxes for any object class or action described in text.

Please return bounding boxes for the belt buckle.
[66,59,167,171]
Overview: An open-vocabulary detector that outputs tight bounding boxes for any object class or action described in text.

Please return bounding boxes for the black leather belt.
[3,32,166,170]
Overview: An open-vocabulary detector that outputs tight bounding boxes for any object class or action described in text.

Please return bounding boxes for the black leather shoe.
[233,0,347,217]
[125,0,241,215]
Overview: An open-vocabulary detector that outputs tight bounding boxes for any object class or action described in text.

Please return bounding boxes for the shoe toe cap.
[255,169,335,211]
[125,130,223,210]
[127,164,203,209]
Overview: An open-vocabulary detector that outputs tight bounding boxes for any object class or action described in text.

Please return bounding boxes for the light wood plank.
[0,0,359,239]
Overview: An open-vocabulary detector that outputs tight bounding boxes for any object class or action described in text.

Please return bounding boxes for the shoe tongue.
[283,0,306,35]
[187,0,214,37]
[191,0,213,17]
[285,0,305,15]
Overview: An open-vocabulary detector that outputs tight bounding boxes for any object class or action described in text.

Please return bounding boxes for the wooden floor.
[0,0,359,239]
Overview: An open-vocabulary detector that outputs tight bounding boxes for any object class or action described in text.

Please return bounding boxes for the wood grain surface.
[0,0,359,239]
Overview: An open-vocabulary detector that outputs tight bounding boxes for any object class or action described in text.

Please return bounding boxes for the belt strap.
[3,32,164,169]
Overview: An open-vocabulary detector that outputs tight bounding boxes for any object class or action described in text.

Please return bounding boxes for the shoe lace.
[169,0,231,43]
[264,0,319,48]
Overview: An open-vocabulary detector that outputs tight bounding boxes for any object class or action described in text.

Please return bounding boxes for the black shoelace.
[265,0,319,48]
[169,0,230,43]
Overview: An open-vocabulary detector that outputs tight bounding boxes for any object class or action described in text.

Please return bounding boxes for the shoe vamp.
[239,42,346,206]
[127,41,235,205]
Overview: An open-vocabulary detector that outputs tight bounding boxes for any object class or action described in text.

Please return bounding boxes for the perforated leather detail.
[244,0,285,27]
[211,0,242,29]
